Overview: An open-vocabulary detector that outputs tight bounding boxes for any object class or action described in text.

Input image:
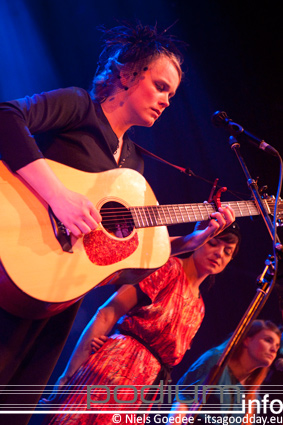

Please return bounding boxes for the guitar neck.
[130,199,265,228]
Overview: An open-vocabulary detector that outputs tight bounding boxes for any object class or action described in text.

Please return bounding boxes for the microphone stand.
[229,136,280,243]
[190,136,282,416]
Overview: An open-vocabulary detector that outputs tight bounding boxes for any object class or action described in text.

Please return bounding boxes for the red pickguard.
[83,229,139,265]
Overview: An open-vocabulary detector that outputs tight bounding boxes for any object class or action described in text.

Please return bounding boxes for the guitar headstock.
[264,195,283,226]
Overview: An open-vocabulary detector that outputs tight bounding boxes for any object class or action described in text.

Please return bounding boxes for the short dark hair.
[90,22,184,102]
[216,222,241,258]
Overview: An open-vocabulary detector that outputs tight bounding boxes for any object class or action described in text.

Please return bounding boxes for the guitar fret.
[148,206,157,226]
[183,206,190,221]
[132,207,143,228]
[148,207,156,226]
[156,206,163,225]
[246,201,253,216]
[174,206,183,223]
[177,206,185,223]
[140,207,147,227]
[178,206,186,222]
[203,203,214,220]
[179,205,191,222]
[184,205,192,221]
[143,207,151,227]
[171,206,178,223]
[190,205,198,222]
[158,206,167,225]
[165,206,173,224]
[166,206,173,223]
[196,204,205,221]
[229,201,260,218]
[141,208,150,227]
[236,201,243,216]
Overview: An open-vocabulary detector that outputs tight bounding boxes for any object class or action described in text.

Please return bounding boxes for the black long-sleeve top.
[0,86,144,174]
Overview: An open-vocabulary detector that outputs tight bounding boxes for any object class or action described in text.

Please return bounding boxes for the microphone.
[211,111,278,157]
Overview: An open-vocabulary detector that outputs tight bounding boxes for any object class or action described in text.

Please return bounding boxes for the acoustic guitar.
[0,160,279,319]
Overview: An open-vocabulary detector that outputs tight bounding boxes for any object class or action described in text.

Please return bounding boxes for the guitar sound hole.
[100,201,134,239]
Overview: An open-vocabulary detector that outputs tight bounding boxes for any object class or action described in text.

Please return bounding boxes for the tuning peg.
[259,185,268,196]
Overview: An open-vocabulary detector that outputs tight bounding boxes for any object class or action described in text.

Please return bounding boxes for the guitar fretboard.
[130,200,267,228]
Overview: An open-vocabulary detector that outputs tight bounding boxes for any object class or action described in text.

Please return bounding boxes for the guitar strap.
[134,143,245,200]
[134,143,195,176]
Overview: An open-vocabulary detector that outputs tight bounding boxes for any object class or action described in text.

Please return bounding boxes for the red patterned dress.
[44,257,205,424]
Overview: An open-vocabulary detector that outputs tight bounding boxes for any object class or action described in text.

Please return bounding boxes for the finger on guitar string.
[210,205,235,236]
[50,189,102,237]
[219,205,235,226]
[89,203,102,224]
[69,218,97,238]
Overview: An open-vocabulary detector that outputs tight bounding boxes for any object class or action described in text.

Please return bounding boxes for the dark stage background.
[0,1,282,422]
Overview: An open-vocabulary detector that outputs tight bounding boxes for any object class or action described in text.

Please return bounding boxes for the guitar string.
[96,201,268,231]
[99,204,263,218]
[99,204,265,217]
[95,201,276,230]
[98,199,271,215]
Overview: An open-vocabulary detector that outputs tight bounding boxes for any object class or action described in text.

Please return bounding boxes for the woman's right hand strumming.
[17,158,101,237]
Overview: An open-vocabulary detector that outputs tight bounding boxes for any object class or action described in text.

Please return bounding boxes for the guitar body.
[0,161,170,319]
